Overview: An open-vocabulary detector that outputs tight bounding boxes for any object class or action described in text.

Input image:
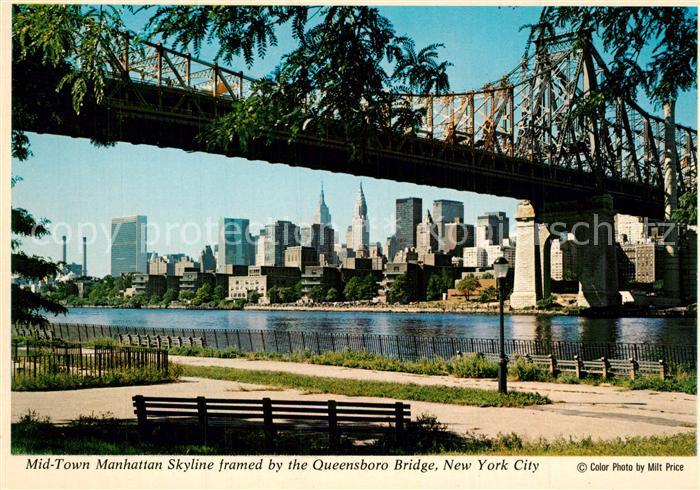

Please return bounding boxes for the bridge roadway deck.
[16,79,665,217]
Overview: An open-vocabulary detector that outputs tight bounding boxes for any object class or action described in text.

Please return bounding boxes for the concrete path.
[11,356,696,442]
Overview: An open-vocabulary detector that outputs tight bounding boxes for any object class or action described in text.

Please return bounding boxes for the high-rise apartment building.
[432,200,464,251]
[396,198,422,251]
[200,245,217,272]
[110,215,148,276]
[218,218,254,271]
[476,212,509,247]
[443,219,475,257]
[264,220,299,267]
[416,210,438,252]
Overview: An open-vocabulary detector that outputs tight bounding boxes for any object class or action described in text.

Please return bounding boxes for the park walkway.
[11,355,696,441]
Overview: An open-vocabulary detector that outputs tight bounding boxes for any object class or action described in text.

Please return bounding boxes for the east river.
[53,307,696,345]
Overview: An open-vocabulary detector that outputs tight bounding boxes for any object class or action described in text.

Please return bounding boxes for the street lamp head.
[493,257,509,279]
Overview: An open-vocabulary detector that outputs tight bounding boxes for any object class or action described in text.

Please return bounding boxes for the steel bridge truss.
[100,31,696,197]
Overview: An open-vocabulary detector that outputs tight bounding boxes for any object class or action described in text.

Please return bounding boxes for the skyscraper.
[200,245,217,272]
[416,210,438,252]
[351,183,370,251]
[476,211,509,247]
[264,220,299,267]
[432,200,464,251]
[218,218,254,271]
[395,197,422,251]
[314,183,332,226]
[110,215,148,276]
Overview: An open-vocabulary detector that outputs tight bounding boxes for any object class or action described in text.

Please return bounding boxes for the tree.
[343,277,361,301]
[478,286,497,303]
[540,8,697,215]
[481,272,494,279]
[325,287,339,302]
[267,287,280,304]
[162,288,178,304]
[672,190,697,226]
[388,274,410,304]
[213,285,225,302]
[426,270,453,301]
[148,293,161,305]
[195,283,213,304]
[308,285,327,303]
[128,293,146,308]
[247,290,261,304]
[13,6,451,160]
[456,275,480,300]
[178,290,194,302]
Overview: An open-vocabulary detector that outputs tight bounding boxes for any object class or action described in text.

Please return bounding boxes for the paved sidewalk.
[11,356,696,441]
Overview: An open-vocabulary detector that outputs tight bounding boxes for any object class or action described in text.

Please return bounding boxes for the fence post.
[601,357,610,380]
[328,400,339,451]
[659,359,667,380]
[548,354,557,378]
[629,358,637,380]
[316,332,321,355]
[396,336,401,361]
[574,355,583,379]
[197,396,208,445]
[263,398,275,451]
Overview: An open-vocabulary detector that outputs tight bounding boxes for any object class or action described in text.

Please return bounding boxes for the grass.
[179,364,550,407]
[170,346,697,394]
[11,365,182,391]
[12,411,694,456]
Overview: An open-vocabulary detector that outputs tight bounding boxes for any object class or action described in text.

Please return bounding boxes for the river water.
[53,308,696,345]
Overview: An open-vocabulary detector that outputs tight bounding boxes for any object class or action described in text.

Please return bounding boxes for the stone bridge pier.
[511,195,621,309]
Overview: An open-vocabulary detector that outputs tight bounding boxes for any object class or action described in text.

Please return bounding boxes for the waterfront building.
[351,183,370,251]
[475,212,509,248]
[218,218,254,271]
[551,238,578,281]
[416,210,438,253]
[229,266,301,300]
[395,198,422,251]
[200,245,217,272]
[432,200,464,251]
[380,262,422,302]
[179,271,215,295]
[110,215,148,277]
[132,273,167,297]
[284,246,319,271]
[301,266,342,296]
[264,221,299,267]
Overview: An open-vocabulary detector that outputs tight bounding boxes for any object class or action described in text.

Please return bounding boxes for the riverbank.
[64,302,696,317]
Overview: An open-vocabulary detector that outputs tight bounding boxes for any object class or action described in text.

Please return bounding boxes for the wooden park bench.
[132,395,410,450]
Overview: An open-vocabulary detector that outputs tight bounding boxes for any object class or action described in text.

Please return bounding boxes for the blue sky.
[12,6,698,277]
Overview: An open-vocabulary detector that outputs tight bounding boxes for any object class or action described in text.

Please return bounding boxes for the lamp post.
[493,257,509,394]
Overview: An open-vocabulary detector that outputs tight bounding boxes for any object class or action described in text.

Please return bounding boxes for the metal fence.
[10,339,169,380]
[29,322,697,368]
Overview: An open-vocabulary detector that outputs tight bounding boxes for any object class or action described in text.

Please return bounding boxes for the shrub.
[448,353,499,378]
[507,355,549,381]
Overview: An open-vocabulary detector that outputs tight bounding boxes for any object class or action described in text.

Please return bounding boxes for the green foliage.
[456,275,480,300]
[11,207,66,325]
[128,294,147,308]
[308,285,327,303]
[344,274,379,301]
[477,286,497,303]
[388,274,411,304]
[325,287,339,302]
[12,366,179,392]
[247,290,261,304]
[672,191,697,226]
[540,7,697,105]
[426,270,453,301]
[507,356,550,382]
[161,289,178,304]
[536,294,556,309]
[212,285,225,302]
[181,364,550,407]
[195,283,213,304]
[178,290,194,302]
[449,354,499,378]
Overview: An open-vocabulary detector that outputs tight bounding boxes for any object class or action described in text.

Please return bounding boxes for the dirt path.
[11,356,696,441]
